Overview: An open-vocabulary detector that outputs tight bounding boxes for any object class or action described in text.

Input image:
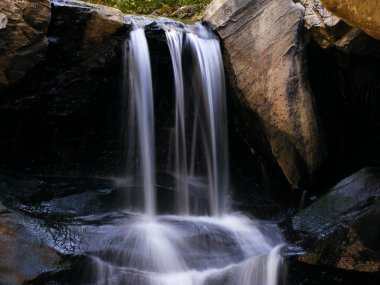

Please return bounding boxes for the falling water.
[166,29,189,215]
[90,22,286,285]
[165,24,229,216]
[125,25,156,217]
[185,24,230,216]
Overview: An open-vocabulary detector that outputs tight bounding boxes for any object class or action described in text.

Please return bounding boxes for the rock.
[321,0,380,40]
[293,168,380,272]
[170,5,201,20]
[299,0,354,48]
[203,0,326,189]
[299,0,380,56]
[0,13,7,29]
[0,202,66,284]
[0,0,172,177]
[52,0,125,48]
[0,0,51,91]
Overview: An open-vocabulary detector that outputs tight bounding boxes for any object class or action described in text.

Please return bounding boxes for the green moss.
[81,0,211,15]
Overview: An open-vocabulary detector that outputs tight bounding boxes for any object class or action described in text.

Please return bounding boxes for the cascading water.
[89,22,286,285]
[125,25,156,217]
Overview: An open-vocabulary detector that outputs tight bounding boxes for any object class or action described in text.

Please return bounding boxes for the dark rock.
[307,40,380,188]
[0,0,169,177]
[293,168,380,272]
[203,0,326,189]
[288,258,380,285]
[0,0,51,91]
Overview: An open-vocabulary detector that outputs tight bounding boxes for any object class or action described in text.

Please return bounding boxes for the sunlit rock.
[321,0,380,40]
[299,0,380,56]
[203,0,326,189]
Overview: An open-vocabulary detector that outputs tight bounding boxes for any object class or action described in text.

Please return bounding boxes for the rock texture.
[321,0,380,40]
[299,0,380,56]
[0,0,51,91]
[293,168,380,272]
[0,0,173,177]
[0,202,65,284]
[204,0,326,188]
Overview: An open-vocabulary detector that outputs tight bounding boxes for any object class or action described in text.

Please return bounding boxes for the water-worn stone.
[203,0,326,189]
[321,0,380,40]
[0,0,51,91]
[293,168,380,272]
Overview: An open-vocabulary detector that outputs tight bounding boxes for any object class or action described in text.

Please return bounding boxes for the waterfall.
[184,24,230,216]
[164,24,230,216]
[166,29,189,215]
[98,22,286,285]
[125,25,156,217]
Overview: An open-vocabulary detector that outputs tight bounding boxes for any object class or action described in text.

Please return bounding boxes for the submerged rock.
[204,0,326,189]
[293,168,380,272]
[0,0,51,91]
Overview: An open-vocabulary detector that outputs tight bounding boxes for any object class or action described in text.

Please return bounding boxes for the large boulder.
[293,168,380,272]
[321,0,380,40]
[0,0,51,91]
[203,0,326,189]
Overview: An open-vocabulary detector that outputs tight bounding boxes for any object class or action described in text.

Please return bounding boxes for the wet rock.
[321,0,380,40]
[293,168,380,272]
[203,0,326,189]
[0,0,51,91]
[0,202,66,284]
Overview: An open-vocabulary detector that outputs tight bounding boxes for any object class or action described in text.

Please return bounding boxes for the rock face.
[293,168,380,272]
[204,0,326,189]
[321,0,380,40]
[0,0,173,177]
[0,0,51,91]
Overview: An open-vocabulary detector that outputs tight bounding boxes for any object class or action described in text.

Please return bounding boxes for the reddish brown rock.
[204,0,326,188]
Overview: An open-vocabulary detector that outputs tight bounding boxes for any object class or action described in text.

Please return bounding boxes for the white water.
[125,26,156,217]
[92,23,286,285]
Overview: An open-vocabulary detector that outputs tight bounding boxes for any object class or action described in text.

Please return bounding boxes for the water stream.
[98,22,286,285]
